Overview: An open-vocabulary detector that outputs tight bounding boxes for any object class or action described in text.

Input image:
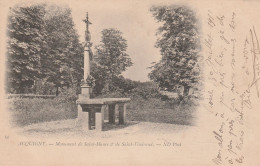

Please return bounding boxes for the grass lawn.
[8,98,77,127]
[127,97,197,126]
[8,96,198,127]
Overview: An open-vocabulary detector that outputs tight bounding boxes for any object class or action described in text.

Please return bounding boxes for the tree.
[6,4,47,93]
[93,28,133,94]
[6,4,84,95]
[149,6,201,96]
[42,5,84,96]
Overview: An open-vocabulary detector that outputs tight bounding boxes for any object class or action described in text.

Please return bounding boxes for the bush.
[96,89,126,98]
[160,94,169,101]
[131,86,160,99]
[129,81,161,99]
[55,86,79,102]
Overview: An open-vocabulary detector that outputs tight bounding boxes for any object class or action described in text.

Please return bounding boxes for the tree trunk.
[34,80,37,94]
[102,76,111,94]
[18,84,24,94]
[55,86,59,96]
[183,85,190,96]
[103,81,110,94]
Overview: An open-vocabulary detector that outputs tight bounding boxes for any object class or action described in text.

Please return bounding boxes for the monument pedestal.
[79,85,91,99]
[77,84,91,131]
[76,98,130,131]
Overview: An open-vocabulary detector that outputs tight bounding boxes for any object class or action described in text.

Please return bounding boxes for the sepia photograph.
[1,0,260,165]
[5,1,201,137]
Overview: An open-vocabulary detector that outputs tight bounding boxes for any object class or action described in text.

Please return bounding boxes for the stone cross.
[83,12,92,48]
[81,12,92,98]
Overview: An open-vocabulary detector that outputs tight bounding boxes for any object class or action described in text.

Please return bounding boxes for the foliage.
[6,4,84,95]
[6,4,47,93]
[54,85,79,103]
[83,75,95,87]
[34,78,56,95]
[90,62,106,96]
[130,81,161,99]
[94,78,162,100]
[43,5,84,96]
[112,76,139,94]
[149,5,201,96]
[92,74,139,98]
[93,28,133,94]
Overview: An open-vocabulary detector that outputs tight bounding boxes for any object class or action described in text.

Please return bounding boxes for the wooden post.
[95,105,105,131]
[108,104,116,124]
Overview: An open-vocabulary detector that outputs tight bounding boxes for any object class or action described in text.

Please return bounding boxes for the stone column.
[80,46,91,98]
[77,105,89,130]
[84,47,90,82]
[108,104,116,124]
[119,103,127,124]
[95,105,106,131]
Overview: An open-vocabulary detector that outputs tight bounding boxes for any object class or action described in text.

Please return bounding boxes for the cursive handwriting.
[249,26,260,97]
[205,11,254,165]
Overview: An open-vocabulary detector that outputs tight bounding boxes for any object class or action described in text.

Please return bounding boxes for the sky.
[67,1,162,82]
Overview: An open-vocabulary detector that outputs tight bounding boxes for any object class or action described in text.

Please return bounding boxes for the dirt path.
[14,119,193,139]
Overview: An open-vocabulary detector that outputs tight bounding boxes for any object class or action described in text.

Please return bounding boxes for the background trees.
[43,5,84,96]
[6,3,201,99]
[92,28,133,95]
[149,6,201,96]
[6,4,132,97]
[6,4,47,93]
[6,4,84,95]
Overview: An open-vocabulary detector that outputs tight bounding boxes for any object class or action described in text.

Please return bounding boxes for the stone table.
[76,98,131,131]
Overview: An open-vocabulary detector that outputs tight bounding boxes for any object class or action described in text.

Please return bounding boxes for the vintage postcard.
[0,0,260,165]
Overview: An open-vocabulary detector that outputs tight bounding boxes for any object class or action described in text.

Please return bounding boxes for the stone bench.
[76,98,131,131]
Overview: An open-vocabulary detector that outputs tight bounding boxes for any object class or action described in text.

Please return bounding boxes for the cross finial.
[83,12,92,53]
[83,12,92,32]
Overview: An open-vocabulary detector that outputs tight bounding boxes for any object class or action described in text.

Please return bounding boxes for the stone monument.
[77,12,130,131]
[79,12,92,99]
